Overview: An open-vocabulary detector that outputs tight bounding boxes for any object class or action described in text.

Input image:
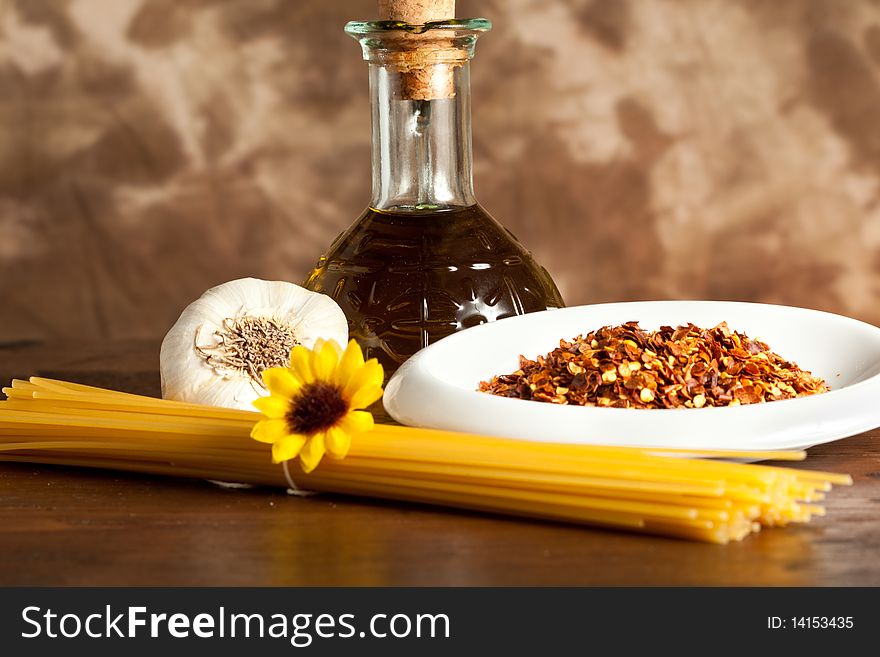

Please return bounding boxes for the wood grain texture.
[0,341,878,586]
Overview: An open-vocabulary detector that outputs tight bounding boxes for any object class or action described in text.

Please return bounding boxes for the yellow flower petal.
[299,433,326,473]
[338,409,374,436]
[252,394,289,419]
[250,341,378,467]
[262,367,301,398]
[335,339,366,387]
[349,384,384,410]
[250,418,289,444]
[289,345,314,384]
[343,359,384,400]
[272,434,306,463]
[316,337,343,357]
[311,340,341,381]
[325,426,351,459]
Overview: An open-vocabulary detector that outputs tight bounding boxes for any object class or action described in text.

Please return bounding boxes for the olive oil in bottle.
[305,17,564,375]
[306,204,563,373]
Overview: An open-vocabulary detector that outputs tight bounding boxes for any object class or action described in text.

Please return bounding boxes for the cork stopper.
[376,0,460,101]
[378,0,455,23]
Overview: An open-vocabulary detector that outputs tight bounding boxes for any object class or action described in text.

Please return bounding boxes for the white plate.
[383,301,880,451]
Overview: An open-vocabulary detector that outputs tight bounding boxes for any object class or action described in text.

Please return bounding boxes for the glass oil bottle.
[305,18,564,375]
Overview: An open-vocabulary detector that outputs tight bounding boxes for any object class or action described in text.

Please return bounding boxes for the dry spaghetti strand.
[0,377,851,544]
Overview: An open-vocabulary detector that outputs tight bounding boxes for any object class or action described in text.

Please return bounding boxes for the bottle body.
[305,19,565,374]
[305,204,563,373]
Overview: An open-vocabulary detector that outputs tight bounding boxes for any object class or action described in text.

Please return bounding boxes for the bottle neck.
[369,62,476,211]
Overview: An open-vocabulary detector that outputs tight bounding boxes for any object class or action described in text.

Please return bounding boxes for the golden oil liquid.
[304,204,564,375]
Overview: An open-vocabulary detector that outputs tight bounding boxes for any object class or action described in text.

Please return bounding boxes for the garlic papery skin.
[160,278,348,410]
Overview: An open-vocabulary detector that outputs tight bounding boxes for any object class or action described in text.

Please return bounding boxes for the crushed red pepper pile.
[478,321,829,409]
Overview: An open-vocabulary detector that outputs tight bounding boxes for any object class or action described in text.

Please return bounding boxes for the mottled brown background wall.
[2,0,880,343]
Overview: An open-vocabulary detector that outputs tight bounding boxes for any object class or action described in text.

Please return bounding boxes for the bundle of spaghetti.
[0,377,851,544]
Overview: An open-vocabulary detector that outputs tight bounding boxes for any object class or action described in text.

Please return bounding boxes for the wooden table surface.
[1,341,878,586]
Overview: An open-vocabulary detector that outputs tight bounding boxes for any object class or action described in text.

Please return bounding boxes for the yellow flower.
[249,339,383,473]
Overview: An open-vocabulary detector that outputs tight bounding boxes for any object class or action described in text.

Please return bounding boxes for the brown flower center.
[286,382,349,435]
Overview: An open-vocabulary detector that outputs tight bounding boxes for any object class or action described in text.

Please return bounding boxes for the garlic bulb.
[160,278,348,410]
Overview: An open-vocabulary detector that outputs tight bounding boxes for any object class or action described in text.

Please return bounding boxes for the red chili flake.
[478,322,829,409]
